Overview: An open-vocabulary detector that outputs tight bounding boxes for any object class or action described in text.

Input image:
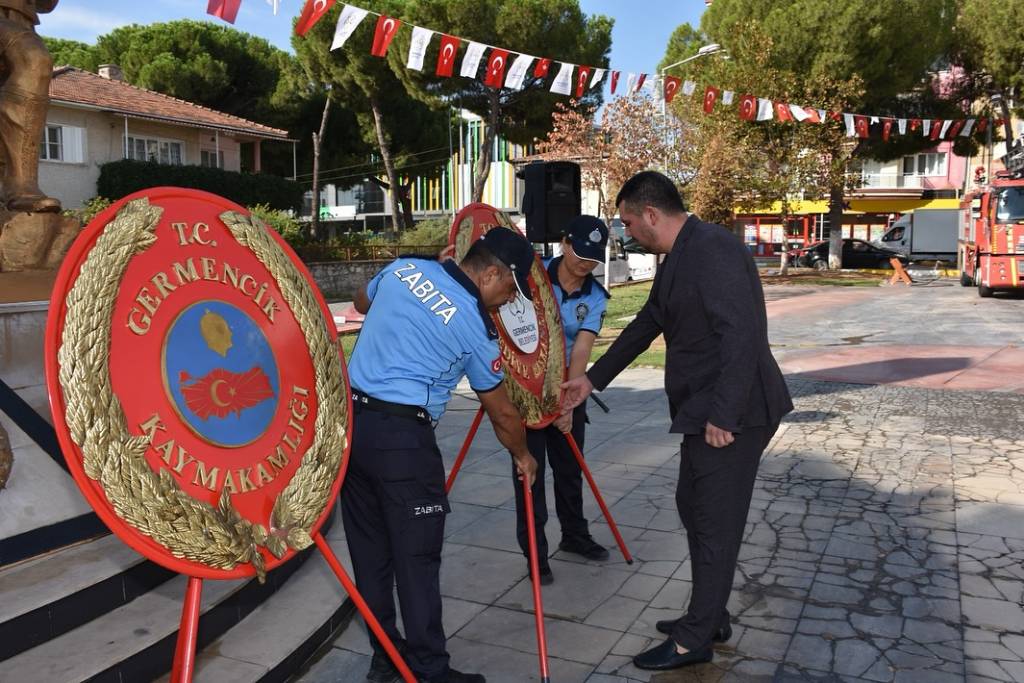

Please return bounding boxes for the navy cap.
[479,227,535,300]
[564,215,609,263]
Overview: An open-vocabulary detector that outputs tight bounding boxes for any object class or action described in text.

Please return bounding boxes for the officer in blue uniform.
[513,215,612,584]
[344,228,539,683]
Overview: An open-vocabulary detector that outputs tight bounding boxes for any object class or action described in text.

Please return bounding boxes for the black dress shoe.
[442,670,486,682]
[632,638,712,670]
[558,535,610,561]
[527,563,554,585]
[654,618,733,642]
[366,653,401,683]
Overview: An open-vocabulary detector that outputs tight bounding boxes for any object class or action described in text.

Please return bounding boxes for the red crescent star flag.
[854,115,870,138]
[207,0,242,23]
[436,34,460,77]
[534,58,551,78]
[702,86,719,114]
[947,119,965,138]
[371,15,401,57]
[930,119,943,140]
[775,102,794,122]
[634,73,646,93]
[663,76,681,103]
[610,70,620,94]
[882,119,893,141]
[910,118,921,132]
[976,118,988,134]
[484,48,510,88]
[296,0,335,36]
[179,367,274,420]
[802,107,821,123]
[739,94,757,121]
[575,65,592,97]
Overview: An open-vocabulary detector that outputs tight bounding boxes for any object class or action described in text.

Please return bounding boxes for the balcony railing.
[850,173,924,189]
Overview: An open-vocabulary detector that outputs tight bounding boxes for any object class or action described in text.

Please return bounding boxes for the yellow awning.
[748,197,962,215]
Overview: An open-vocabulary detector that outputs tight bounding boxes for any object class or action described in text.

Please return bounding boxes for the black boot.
[632,638,712,670]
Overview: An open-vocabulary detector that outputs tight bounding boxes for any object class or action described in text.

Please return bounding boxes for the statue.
[0,0,61,213]
[0,0,80,273]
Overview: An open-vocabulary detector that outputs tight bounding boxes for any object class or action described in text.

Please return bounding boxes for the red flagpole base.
[564,432,634,564]
[522,476,551,682]
[314,533,417,683]
[170,576,203,683]
[445,406,485,494]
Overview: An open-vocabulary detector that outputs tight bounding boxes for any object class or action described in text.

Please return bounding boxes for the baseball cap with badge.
[564,215,609,263]
[479,227,535,300]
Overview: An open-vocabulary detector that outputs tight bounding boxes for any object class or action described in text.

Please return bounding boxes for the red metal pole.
[445,406,485,494]
[521,476,551,683]
[170,577,203,683]
[314,533,417,683]
[563,433,634,564]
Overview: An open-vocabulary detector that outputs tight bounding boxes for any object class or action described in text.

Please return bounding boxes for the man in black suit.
[561,171,792,671]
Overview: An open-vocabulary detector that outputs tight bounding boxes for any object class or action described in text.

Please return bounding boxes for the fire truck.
[959,143,1024,297]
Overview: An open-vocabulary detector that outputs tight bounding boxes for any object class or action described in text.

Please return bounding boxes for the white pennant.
[551,62,574,95]
[816,109,827,123]
[331,4,369,51]
[406,27,434,71]
[625,73,637,94]
[460,42,487,78]
[898,119,907,135]
[756,98,774,121]
[504,54,534,90]
[939,120,953,138]
[961,118,976,136]
[643,77,655,94]
[843,113,856,137]
[922,120,932,136]
[870,116,880,125]
[789,104,809,121]
[590,68,605,88]
[721,91,734,106]
[681,80,697,96]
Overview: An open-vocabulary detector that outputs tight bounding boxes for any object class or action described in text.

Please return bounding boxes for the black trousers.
[512,404,588,561]
[341,408,452,682]
[670,424,777,651]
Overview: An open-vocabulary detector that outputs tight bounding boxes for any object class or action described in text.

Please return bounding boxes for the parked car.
[789,238,908,270]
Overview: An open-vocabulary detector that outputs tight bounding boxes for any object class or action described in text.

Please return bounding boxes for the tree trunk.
[310,95,331,241]
[471,90,501,204]
[828,183,844,269]
[997,91,1016,161]
[399,181,414,229]
[779,212,790,276]
[369,93,405,231]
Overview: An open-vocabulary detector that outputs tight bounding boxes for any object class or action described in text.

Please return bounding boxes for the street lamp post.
[659,43,726,116]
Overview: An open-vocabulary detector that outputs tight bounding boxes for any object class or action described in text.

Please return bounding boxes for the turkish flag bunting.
[663,76,681,103]
[882,119,893,141]
[976,118,988,134]
[702,86,719,114]
[930,119,943,140]
[738,94,757,121]
[534,58,551,78]
[575,65,593,98]
[295,0,335,35]
[828,111,842,122]
[910,118,921,131]
[207,0,242,24]
[436,34,460,77]
[775,102,793,121]
[371,15,401,57]
[947,120,965,138]
[484,48,510,88]
[610,70,620,94]
[634,73,647,92]
[803,107,821,123]
[854,115,869,138]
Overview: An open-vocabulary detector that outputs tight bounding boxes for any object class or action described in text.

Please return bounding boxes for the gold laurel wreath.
[452,220,565,425]
[57,198,347,581]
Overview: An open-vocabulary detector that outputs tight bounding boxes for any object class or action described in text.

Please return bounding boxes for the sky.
[39,0,708,77]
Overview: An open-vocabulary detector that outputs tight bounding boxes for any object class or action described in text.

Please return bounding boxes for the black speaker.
[520,161,581,243]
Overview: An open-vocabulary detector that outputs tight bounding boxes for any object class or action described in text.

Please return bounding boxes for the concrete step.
[156,533,354,683]
[0,533,174,660]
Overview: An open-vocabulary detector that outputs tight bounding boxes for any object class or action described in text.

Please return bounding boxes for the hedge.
[97,160,303,213]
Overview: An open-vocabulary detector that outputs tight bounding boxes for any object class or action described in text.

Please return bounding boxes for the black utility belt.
[351,390,431,424]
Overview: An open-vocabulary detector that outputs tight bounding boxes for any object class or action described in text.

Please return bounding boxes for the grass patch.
[340,333,358,360]
[603,281,653,329]
[759,270,887,287]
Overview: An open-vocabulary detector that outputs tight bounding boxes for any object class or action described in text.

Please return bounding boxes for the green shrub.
[97,160,302,212]
[62,196,112,225]
[249,203,303,246]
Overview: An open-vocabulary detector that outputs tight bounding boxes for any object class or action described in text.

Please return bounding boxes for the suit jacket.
[588,214,792,434]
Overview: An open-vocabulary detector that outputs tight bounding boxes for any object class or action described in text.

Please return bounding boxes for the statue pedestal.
[0,210,80,273]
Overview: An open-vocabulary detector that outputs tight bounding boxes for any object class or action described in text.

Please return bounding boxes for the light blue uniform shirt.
[545,257,610,363]
[348,258,503,420]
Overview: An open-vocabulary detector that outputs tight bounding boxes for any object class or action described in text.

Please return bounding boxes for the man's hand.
[560,375,594,412]
[704,421,734,448]
[512,451,538,486]
[438,244,456,262]
[553,410,573,433]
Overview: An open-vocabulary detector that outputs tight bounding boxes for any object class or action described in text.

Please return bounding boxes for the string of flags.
[208,0,1005,143]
